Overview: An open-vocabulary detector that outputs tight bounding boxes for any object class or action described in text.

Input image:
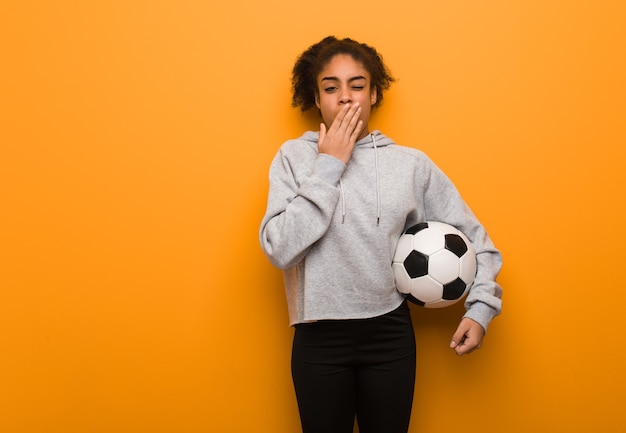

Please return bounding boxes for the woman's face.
[315,54,377,140]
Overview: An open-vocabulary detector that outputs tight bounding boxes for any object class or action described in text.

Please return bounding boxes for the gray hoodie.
[260,130,502,330]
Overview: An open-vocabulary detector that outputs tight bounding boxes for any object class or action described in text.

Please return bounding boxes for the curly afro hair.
[291,36,395,112]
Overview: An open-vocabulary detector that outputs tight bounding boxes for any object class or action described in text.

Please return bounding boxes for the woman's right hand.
[318,102,363,165]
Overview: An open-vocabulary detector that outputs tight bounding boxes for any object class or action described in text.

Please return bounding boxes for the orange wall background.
[1,1,625,432]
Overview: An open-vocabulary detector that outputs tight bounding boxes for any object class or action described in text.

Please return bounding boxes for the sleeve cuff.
[313,153,346,186]
[463,301,499,333]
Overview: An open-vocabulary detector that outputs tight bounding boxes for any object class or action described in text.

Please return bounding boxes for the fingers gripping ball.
[392,222,477,308]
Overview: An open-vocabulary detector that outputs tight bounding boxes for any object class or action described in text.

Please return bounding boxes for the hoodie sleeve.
[420,156,503,331]
[259,143,346,270]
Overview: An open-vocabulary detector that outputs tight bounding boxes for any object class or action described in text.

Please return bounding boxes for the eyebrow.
[320,75,367,83]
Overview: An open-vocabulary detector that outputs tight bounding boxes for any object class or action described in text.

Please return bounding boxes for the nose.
[339,89,352,104]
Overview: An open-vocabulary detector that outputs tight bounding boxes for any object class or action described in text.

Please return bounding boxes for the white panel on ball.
[412,230,445,255]
[428,249,462,284]
[409,275,442,303]
[391,263,412,294]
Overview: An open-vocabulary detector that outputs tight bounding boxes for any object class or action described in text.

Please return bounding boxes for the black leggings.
[291,301,416,433]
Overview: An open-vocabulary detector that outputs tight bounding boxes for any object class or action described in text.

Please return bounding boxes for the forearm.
[260,153,345,269]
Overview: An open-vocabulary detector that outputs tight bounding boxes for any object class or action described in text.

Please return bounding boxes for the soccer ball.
[392,221,477,308]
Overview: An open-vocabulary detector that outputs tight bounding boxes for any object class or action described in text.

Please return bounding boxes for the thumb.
[319,123,326,145]
[450,321,470,349]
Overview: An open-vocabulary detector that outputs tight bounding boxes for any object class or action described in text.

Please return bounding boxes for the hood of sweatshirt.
[299,130,395,225]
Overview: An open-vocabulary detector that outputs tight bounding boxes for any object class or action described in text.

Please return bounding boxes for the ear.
[370,86,378,106]
[315,92,321,109]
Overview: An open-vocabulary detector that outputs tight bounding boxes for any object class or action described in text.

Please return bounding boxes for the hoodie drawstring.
[373,134,381,226]
[339,179,346,224]
[338,134,381,225]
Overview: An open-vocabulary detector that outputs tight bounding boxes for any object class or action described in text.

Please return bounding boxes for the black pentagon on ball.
[444,233,468,257]
[442,278,467,300]
[404,222,429,235]
[403,250,429,278]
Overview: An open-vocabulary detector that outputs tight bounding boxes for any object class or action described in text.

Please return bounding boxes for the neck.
[357,125,370,141]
